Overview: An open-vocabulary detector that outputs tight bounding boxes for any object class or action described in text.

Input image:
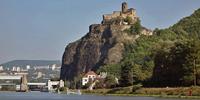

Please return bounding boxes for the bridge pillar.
[20,75,28,92]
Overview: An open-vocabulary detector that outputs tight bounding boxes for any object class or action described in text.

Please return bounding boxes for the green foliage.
[107,86,133,94]
[94,79,105,89]
[135,87,200,96]
[94,74,118,89]
[132,84,142,92]
[121,8,200,87]
[182,35,200,86]
[97,64,121,78]
[100,8,200,88]
[120,61,133,87]
[124,16,133,24]
[124,19,142,35]
[150,35,200,87]
[59,87,66,92]
[104,74,118,88]
[172,9,200,36]
[132,19,142,34]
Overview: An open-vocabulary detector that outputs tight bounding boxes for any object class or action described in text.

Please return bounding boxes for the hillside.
[122,8,200,87]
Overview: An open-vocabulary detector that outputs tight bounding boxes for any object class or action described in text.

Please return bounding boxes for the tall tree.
[184,34,200,86]
[120,61,133,87]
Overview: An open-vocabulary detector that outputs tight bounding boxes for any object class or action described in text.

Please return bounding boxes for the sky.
[0,0,200,64]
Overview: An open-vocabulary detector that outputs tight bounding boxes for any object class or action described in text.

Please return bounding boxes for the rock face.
[60,2,152,80]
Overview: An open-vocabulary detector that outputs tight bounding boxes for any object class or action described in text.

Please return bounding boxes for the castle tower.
[122,2,128,13]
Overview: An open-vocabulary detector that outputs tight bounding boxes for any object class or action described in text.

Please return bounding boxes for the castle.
[102,2,138,24]
[89,2,152,36]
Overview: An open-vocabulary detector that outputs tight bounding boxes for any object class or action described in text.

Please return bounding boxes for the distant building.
[0,66,3,71]
[16,67,21,72]
[13,71,28,75]
[26,65,31,70]
[51,64,56,70]
[33,66,50,70]
[12,66,17,71]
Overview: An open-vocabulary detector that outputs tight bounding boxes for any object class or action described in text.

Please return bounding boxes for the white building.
[51,64,56,70]
[0,66,3,71]
[82,71,98,86]
[26,65,31,70]
[12,66,17,71]
[47,80,64,91]
[16,67,21,72]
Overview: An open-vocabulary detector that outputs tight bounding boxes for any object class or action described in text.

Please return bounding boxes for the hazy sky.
[0,0,200,64]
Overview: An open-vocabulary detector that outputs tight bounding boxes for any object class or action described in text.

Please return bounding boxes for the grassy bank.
[81,86,200,99]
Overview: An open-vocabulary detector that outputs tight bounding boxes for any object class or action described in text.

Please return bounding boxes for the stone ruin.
[102,2,139,25]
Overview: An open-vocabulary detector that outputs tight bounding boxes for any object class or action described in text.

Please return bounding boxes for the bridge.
[0,75,28,91]
[0,75,65,91]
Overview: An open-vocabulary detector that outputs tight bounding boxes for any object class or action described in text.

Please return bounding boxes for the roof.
[83,71,98,77]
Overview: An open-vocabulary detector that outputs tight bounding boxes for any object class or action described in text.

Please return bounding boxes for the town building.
[0,66,4,71]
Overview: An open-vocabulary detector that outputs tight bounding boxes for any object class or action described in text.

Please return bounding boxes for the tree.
[104,74,118,88]
[120,61,133,87]
[184,34,200,86]
[131,19,142,34]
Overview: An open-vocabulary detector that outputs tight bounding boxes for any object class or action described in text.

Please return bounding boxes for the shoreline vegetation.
[79,86,200,99]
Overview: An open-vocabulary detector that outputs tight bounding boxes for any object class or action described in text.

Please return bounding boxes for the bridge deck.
[0,76,22,80]
[0,83,16,85]
[27,83,46,86]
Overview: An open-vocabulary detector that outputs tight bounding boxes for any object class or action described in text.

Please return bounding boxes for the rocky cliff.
[60,2,152,80]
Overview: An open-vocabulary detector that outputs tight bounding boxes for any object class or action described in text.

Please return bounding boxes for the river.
[0,91,196,100]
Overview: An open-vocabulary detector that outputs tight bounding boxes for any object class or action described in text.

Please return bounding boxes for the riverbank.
[81,86,200,99]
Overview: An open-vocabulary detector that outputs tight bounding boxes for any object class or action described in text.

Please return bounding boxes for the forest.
[97,8,200,88]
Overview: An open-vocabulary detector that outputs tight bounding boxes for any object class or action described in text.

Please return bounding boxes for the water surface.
[0,91,196,100]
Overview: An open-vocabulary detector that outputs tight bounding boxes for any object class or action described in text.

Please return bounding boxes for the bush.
[107,86,133,94]
[94,79,105,89]
[124,16,133,24]
[59,87,66,92]
[132,84,142,92]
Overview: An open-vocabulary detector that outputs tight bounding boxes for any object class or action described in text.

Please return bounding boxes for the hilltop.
[60,2,152,80]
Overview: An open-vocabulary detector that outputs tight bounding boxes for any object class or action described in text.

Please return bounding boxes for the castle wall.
[103,14,112,20]
[103,11,121,21]
[113,11,121,17]
[102,2,138,25]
